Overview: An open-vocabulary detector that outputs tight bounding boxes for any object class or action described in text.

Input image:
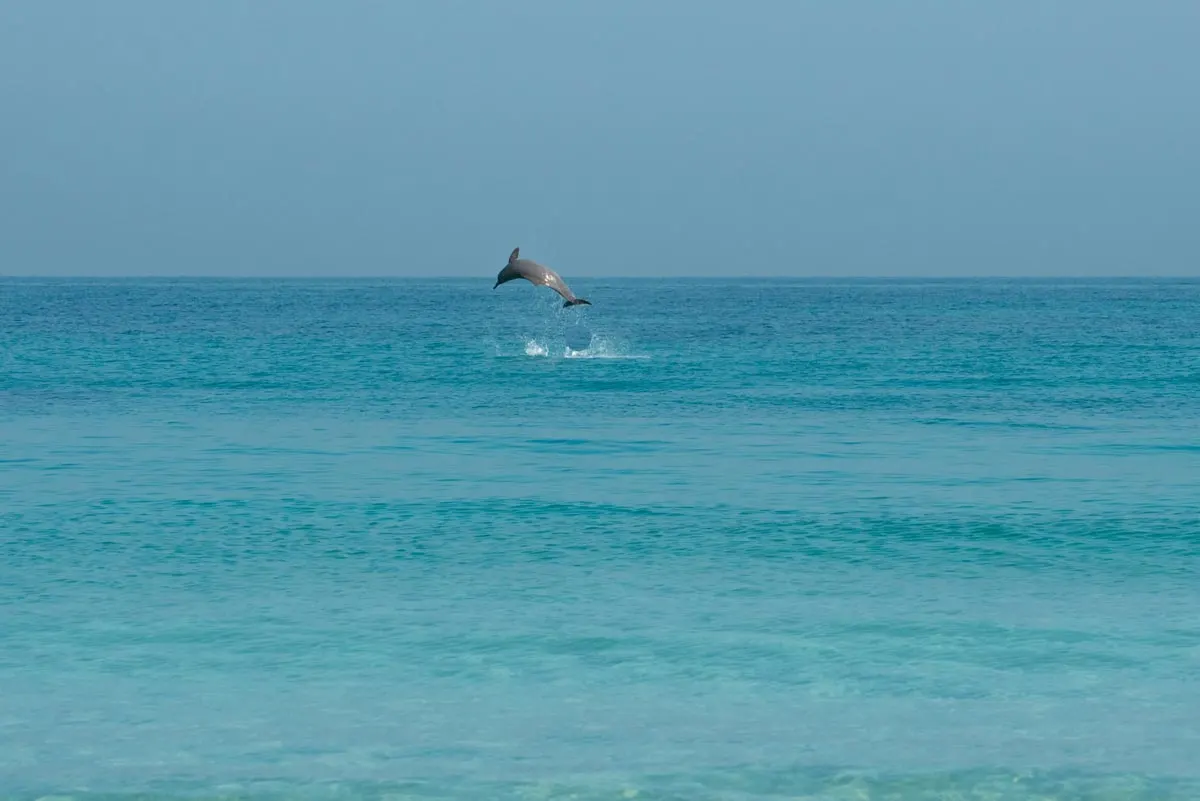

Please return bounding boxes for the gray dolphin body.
[493,248,591,307]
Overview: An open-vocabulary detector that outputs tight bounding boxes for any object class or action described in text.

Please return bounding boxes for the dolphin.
[493,248,591,308]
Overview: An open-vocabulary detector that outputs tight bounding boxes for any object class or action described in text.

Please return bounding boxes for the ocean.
[2,277,1198,800]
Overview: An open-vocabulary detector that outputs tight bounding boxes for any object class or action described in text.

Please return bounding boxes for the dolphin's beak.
[492,281,499,289]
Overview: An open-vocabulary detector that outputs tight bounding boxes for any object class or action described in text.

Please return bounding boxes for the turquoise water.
[2,278,1199,800]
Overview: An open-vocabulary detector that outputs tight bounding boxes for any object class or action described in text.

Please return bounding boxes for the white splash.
[563,334,650,360]
[524,339,550,357]
[516,334,648,360]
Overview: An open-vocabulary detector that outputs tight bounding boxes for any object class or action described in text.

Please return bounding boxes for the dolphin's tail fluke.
[563,298,591,308]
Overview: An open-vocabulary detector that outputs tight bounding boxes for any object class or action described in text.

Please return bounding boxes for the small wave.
[13,769,1196,801]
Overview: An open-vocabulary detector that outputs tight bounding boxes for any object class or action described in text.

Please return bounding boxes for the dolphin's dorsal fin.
[509,247,520,264]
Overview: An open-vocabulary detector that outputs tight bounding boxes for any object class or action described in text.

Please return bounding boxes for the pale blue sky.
[1,1,1197,277]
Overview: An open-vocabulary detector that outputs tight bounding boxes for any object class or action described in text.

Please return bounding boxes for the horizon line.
[2,273,1198,281]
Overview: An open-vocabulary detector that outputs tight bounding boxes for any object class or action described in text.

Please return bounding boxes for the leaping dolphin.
[493,248,591,308]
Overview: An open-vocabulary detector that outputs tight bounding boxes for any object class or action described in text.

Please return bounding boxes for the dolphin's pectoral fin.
[564,298,591,308]
[509,247,520,264]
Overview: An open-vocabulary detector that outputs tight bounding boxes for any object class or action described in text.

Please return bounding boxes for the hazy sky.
[1,1,1197,277]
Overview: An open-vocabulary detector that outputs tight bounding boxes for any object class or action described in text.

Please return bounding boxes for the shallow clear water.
[2,278,1199,800]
